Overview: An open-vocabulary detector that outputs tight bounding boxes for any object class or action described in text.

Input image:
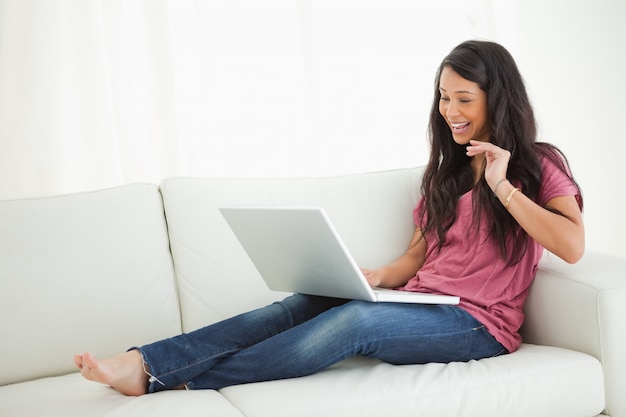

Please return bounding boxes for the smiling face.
[438,66,490,145]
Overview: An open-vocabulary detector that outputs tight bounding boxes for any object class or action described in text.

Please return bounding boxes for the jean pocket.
[472,325,508,359]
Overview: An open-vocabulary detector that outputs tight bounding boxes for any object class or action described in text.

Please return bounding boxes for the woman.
[74,40,584,396]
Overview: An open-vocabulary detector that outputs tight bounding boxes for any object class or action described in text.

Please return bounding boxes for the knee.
[332,300,372,328]
[278,294,348,325]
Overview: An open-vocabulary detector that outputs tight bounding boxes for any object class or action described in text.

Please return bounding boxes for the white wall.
[0,0,470,198]
[0,0,624,257]
[508,0,626,257]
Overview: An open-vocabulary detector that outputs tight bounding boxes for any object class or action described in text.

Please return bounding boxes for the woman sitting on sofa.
[74,40,584,396]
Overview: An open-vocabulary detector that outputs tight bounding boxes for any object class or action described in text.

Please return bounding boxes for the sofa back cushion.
[0,184,182,385]
[160,167,423,332]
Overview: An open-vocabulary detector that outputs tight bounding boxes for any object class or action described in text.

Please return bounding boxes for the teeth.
[451,122,470,132]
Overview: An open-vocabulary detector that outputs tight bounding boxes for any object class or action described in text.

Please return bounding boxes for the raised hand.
[466,140,511,191]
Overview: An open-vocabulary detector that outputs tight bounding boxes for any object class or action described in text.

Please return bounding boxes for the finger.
[467,142,509,160]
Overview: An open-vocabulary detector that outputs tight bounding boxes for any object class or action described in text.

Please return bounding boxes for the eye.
[440,96,450,102]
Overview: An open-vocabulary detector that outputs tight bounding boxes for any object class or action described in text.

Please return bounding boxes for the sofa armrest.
[521,250,626,417]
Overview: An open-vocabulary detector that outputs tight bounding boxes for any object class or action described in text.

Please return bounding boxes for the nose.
[446,100,460,118]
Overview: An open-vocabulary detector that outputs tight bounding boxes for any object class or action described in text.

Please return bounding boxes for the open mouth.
[450,122,470,134]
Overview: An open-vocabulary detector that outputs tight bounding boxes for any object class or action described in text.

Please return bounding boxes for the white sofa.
[1,167,624,417]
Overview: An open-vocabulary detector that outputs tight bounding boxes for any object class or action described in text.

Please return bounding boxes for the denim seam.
[156,347,241,380]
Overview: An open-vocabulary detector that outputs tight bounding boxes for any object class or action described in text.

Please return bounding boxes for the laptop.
[219,206,459,305]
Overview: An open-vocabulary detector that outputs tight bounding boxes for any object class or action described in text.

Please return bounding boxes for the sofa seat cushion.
[0,344,602,417]
[0,373,245,417]
[220,344,604,417]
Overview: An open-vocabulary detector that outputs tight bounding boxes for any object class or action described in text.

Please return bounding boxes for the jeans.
[136,294,506,392]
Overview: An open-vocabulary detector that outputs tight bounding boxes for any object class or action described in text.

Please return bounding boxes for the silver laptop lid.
[219,206,377,301]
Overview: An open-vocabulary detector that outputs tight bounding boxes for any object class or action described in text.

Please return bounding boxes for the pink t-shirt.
[401,157,580,353]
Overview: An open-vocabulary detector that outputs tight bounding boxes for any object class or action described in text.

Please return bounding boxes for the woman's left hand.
[466,140,511,191]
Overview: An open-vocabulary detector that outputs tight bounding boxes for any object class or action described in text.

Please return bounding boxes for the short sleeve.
[413,198,426,227]
[537,156,581,209]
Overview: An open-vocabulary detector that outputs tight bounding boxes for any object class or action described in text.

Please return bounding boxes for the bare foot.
[74,350,149,396]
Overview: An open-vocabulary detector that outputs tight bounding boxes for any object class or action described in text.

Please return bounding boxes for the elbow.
[562,249,584,264]
[560,240,585,264]
[557,221,586,264]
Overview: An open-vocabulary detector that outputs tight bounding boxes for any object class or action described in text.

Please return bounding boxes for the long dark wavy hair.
[418,40,582,265]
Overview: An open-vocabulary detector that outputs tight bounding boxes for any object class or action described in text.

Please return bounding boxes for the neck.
[471,155,485,183]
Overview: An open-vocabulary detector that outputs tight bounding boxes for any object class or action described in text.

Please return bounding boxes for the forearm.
[363,227,427,288]
[496,181,585,263]
[374,255,424,288]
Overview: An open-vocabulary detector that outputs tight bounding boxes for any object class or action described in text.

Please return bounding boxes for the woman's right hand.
[360,268,384,287]
[360,227,427,288]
